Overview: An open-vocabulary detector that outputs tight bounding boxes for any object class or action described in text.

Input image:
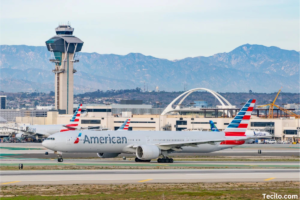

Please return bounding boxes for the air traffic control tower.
[45,25,84,114]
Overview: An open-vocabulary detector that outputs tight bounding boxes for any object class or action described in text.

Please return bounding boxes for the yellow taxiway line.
[264,177,276,181]
[139,179,153,183]
[1,181,20,185]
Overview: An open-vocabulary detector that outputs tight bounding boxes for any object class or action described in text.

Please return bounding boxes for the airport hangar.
[13,88,300,142]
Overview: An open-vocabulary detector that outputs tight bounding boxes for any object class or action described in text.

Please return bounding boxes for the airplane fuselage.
[43,130,244,154]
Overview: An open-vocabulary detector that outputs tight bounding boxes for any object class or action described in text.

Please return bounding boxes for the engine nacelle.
[97,153,120,158]
[136,145,161,160]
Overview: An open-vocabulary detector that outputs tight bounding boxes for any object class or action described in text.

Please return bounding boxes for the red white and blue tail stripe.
[117,119,131,131]
[225,99,256,137]
[60,104,82,132]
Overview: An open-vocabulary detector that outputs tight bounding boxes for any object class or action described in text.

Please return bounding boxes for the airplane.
[208,120,272,142]
[43,99,265,163]
[117,119,131,131]
[209,120,219,132]
[13,104,83,138]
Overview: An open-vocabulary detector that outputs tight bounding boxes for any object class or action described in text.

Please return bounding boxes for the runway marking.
[265,177,276,181]
[139,179,153,183]
[186,173,272,175]
[1,181,20,185]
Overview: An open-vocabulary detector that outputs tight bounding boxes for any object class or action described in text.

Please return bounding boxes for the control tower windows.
[56,31,73,35]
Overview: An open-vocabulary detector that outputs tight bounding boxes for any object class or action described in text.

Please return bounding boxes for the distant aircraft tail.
[224,99,256,137]
[209,120,219,132]
[117,119,131,131]
[60,104,82,132]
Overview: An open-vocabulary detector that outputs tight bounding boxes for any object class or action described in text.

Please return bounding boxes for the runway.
[1,143,299,186]
[1,159,299,168]
[1,143,299,158]
[1,169,298,185]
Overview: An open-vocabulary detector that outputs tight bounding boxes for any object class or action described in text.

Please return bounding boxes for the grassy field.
[1,182,299,199]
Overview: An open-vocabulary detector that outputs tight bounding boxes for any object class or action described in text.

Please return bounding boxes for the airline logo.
[254,131,267,136]
[225,99,256,137]
[60,104,82,132]
[209,120,219,132]
[74,132,82,144]
[118,119,131,131]
[83,134,128,144]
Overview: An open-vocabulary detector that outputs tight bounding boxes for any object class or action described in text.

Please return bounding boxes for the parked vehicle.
[265,139,277,144]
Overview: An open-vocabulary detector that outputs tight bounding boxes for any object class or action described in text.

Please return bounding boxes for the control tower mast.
[45,25,84,114]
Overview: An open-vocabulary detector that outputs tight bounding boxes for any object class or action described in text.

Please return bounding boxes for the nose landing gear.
[54,151,63,162]
[57,154,63,162]
[157,157,173,163]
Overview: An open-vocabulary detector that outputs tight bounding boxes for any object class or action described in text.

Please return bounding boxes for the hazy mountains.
[0,44,299,93]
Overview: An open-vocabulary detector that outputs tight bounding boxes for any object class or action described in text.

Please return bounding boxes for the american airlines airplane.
[14,104,83,138]
[43,99,266,163]
[209,120,271,140]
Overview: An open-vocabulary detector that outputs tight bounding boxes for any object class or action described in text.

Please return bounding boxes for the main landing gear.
[157,157,173,163]
[135,157,151,162]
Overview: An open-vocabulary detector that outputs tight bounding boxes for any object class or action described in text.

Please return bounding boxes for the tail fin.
[60,104,82,132]
[117,119,131,131]
[225,99,256,137]
[209,120,219,132]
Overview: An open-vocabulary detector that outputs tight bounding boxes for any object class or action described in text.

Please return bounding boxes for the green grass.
[1,182,299,199]
[0,147,44,150]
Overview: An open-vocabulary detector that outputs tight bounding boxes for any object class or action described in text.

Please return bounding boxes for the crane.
[257,89,300,118]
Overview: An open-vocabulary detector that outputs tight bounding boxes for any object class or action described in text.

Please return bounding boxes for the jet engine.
[136,145,161,160]
[97,153,120,158]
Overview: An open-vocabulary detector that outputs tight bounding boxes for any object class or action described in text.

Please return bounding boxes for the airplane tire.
[58,158,63,162]
[157,158,173,163]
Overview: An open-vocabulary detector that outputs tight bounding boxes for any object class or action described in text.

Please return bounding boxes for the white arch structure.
[161,88,234,116]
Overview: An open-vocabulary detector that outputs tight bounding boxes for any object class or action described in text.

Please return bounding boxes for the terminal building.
[13,88,300,142]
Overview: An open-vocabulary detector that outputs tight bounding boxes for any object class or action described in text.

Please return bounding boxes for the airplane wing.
[126,138,226,151]
[2,127,37,135]
[3,127,26,132]
[156,139,225,150]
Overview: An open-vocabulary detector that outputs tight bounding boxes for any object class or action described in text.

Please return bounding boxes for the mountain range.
[0,44,299,93]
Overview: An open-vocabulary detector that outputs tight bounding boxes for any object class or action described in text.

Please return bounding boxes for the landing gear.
[135,157,151,162]
[157,157,173,163]
[57,154,63,162]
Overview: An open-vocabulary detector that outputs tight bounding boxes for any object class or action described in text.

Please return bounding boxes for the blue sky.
[0,0,298,59]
